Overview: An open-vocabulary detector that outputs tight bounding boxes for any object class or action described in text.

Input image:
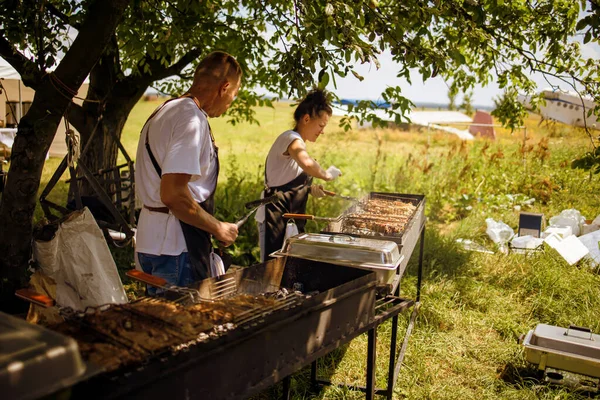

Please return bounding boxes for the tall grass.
[32,100,600,399]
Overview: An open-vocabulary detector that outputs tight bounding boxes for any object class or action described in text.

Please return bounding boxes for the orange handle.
[126,270,168,288]
[283,213,315,220]
[322,189,336,196]
[15,288,55,308]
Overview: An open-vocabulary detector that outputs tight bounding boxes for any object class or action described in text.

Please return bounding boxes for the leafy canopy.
[1,0,599,135]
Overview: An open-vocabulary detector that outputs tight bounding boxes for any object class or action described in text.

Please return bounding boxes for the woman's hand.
[325,166,342,181]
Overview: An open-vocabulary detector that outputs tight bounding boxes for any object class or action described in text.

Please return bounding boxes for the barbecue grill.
[307,191,426,400]
[12,256,377,400]
[11,192,427,400]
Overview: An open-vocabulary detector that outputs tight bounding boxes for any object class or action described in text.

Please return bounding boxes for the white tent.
[0,62,20,80]
[0,57,89,157]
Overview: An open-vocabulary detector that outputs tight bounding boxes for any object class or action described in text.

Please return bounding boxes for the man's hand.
[215,221,238,247]
[310,184,326,198]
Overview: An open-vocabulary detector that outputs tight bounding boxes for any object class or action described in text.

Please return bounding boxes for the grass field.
[35,100,600,399]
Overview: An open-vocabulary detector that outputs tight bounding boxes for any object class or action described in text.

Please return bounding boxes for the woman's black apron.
[143,94,221,281]
[263,171,312,259]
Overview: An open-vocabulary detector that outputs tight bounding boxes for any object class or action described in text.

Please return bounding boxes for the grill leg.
[366,328,376,400]
[281,376,291,400]
[386,315,399,400]
[417,225,425,302]
[311,360,318,388]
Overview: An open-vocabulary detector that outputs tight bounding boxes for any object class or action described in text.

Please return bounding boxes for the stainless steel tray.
[0,311,86,400]
[522,324,600,378]
[271,233,404,287]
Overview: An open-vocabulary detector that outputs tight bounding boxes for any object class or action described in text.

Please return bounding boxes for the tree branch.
[142,48,203,82]
[46,3,81,29]
[0,36,45,88]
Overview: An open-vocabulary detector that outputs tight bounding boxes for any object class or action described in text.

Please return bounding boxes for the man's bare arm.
[160,173,238,246]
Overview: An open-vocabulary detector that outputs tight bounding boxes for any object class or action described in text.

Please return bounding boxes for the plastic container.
[523,324,600,378]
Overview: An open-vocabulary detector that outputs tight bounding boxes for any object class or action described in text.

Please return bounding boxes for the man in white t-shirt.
[135,51,241,290]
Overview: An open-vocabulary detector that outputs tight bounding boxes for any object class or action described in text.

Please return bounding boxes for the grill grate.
[325,192,425,244]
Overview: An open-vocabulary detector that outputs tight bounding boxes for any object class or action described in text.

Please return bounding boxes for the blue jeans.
[137,252,194,296]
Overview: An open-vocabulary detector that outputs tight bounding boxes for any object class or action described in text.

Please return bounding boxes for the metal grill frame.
[323,192,425,246]
[64,258,378,400]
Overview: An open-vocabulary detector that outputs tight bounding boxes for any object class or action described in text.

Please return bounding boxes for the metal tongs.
[126,270,208,304]
[322,189,359,202]
[235,193,281,228]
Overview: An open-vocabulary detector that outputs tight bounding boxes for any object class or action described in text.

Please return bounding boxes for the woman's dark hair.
[293,88,333,124]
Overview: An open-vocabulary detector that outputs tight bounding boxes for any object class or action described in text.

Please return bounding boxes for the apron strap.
[144,94,215,179]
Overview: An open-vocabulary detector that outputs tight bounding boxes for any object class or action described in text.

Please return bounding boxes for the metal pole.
[281,376,291,400]
[386,315,399,400]
[366,328,377,400]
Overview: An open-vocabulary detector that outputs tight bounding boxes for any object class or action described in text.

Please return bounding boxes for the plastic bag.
[485,218,514,253]
[33,208,128,311]
[284,220,299,241]
[209,251,226,277]
[549,209,586,236]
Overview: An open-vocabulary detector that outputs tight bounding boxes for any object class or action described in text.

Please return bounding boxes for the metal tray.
[323,192,426,246]
[271,232,404,287]
[0,311,86,400]
[522,324,600,378]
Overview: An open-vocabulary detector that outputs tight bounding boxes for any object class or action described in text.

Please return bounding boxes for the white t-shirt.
[135,97,217,256]
[255,130,304,224]
[265,130,304,187]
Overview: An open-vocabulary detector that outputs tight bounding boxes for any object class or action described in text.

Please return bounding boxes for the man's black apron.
[143,94,221,281]
[263,171,312,259]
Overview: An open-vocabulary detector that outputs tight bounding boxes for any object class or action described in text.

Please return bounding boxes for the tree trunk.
[70,85,147,200]
[0,0,131,314]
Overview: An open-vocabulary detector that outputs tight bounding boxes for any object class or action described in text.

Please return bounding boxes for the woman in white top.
[258,89,342,260]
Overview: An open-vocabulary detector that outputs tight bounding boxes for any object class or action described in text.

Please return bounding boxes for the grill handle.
[564,325,593,340]
[15,288,55,308]
[283,213,314,220]
[322,190,358,202]
[126,270,169,288]
[283,213,337,222]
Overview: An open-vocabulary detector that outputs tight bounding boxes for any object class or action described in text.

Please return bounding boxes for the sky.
[325,40,600,108]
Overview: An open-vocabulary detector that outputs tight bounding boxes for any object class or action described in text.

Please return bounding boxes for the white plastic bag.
[33,208,128,311]
[254,190,266,224]
[284,220,299,242]
[549,209,585,236]
[485,218,514,252]
[209,251,226,277]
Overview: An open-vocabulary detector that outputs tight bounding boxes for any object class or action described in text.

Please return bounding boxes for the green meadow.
[37,100,600,399]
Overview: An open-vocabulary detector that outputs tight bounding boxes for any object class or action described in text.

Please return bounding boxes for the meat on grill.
[43,292,293,373]
[187,294,278,324]
[51,321,143,372]
[84,308,184,353]
[342,198,416,236]
[124,299,213,335]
